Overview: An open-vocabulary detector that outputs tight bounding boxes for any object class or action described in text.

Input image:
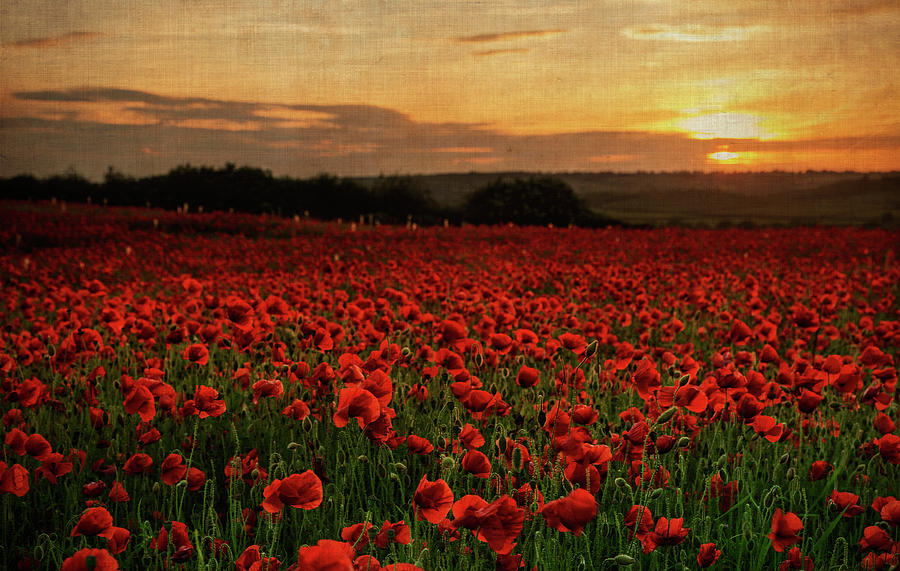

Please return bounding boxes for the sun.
[709,151,740,161]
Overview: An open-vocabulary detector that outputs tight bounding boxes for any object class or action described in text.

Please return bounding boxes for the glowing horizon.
[1,1,898,179]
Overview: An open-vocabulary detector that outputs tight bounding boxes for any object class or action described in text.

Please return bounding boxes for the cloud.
[472,48,530,57]
[3,32,103,49]
[453,29,566,43]
[622,24,767,42]
[2,87,896,178]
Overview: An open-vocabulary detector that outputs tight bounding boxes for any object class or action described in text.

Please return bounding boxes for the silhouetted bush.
[462,176,591,226]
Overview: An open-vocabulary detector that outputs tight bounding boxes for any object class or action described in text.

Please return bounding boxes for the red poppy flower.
[540,488,597,536]
[406,435,434,455]
[192,385,226,418]
[105,526,131,555]
[108,481,129,502]
[697,543,721,567]
[252,379,284,404]
[558,333,587,355]
[461,450,492,478]
[859,525,893,551]
[828,490,864,517]
[5,427,27,455]
[0,462,29,496]
[71,507,114,538]
[24,433,53,460]
[651,517,689,547]
[875,434,900,464]
[36,452,73,484]
[341,522,375,551]
[873,413,896,435]
[767,509,803,552]
[451,494,524,554]
[374,520,412,548]
[296,539,355,571]
[413,475,454,524]
[623,504,656,553]
[122,453,154,475]
[778,547,813,571]
[879,499,900,526]
[123,384,156,423]
[515,366,540,388]
[458,423,485,450]
[182,343,210,366]
[160,453,188,486]
[262,470,323,513]
[61,548,119,571]
[808,460,833,481]
[333,386,381,428]
[282,399,311,421]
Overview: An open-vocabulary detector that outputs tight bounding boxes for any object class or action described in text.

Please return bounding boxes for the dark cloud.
[3,31,103,49]
[2,87,894,179]
[453,29,566,43]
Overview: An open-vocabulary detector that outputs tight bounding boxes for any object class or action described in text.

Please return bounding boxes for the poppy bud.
[785,468,795,481]
[584,340,598,359]
[250,468,260,481]
[441,456,456,471]
[394,462,407,473]
[678,374,691,387]
[677,437,691,448]
[357,455,368,463]
[655,406,678,425]
[376,464,387,479]
[779,453,790,465]
[389,472,400,482]
[301,416,313,432]
[718,468,728,482]
[152,482,160,494]
[474,353,484,368]
[649,488,663,500]
[715,454,727,469]
[614,554,635,567]
[288,442,301,451]
[512,446,524,472]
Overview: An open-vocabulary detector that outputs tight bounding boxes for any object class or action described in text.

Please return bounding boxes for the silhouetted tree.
[462,176,587,226]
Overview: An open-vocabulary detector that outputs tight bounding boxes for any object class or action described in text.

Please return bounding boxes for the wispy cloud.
[622,24,767,42]
[472,48,530,57]
[3,31,103,49]
[453,29,566,43]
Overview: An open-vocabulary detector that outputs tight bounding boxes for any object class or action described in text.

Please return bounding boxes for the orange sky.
[1,1,898,178]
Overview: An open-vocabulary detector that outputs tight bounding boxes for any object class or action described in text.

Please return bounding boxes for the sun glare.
[678,112,774,140]
[709,151,740,161]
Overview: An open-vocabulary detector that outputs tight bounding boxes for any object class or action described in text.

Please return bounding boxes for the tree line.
[1,164,617,227]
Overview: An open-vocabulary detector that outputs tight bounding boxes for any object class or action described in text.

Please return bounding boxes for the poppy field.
[1,200,899,570]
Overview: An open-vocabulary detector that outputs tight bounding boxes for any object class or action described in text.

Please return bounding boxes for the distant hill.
[353,172,900,227]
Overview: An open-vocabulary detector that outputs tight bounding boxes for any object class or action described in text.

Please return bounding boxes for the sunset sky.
[2,0,898,179]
